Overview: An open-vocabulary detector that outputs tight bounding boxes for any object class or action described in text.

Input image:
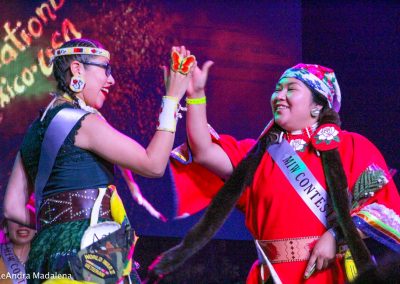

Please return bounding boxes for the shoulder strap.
[35,108,88,229]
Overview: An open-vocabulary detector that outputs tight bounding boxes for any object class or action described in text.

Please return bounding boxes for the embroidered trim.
[53,47,110,60]
[170,124,220,164]
[353,215,400,253]
[352,164,389,209]
[257,236,320,263]
[284,123,318,152]
[171,143,193,165]
[356,203,400,236]
[312,124,341,151]
[289,139,307,152]
[287,122,318,137]
[352,203,400,252]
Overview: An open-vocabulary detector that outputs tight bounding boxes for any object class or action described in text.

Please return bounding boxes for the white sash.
[0,243,27,284]
[268,139,334,227]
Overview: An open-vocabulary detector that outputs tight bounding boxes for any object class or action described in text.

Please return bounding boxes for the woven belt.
[257,236,319,263]
[39,188,112,229]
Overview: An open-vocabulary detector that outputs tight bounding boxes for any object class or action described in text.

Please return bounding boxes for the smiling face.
[271,77,321,131]
[6,220,36,246]
[70,56,115,109]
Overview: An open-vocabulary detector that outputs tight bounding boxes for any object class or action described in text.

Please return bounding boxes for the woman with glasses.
[3,38,195,282]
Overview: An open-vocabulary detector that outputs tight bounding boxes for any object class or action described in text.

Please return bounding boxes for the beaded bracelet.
[328,226,343,243]
[186,96,206,105]
[328,227,337,240]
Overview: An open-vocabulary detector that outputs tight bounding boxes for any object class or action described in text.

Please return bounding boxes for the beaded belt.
[39,188,112,230]
[257,236,319,263]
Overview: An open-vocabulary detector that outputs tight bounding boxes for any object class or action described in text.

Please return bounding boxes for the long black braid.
[318,109,377,278]
[52,38,105,105]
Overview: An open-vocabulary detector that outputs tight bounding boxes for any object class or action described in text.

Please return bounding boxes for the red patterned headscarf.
[279,63,341,112]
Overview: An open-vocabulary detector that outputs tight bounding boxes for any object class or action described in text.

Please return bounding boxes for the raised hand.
[187,60,214,98]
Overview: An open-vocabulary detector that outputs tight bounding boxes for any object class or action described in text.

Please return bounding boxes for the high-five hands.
[162,46,197,101]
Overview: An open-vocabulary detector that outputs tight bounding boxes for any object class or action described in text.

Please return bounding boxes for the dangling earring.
[310,108,320,118]
[69,75,85,93]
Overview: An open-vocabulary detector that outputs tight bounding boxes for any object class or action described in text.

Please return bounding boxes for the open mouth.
[16,228,31,237]
[274,105,289,111]
[100,87,109,96]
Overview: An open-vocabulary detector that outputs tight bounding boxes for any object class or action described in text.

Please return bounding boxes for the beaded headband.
[52,47,110,61]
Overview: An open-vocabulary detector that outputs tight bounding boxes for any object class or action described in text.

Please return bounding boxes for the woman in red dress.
[147,62,400,283]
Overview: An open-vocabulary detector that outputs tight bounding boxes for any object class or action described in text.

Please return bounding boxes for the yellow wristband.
[186,96,206,105]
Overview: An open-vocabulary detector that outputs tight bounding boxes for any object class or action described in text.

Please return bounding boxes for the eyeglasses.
[81,61,112,77]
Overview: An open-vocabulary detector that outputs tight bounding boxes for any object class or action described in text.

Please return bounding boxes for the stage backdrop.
[0,0,301,239]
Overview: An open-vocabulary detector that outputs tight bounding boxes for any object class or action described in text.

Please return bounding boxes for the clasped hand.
[304,230,337,279]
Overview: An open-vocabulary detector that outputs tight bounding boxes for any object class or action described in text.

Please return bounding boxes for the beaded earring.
[69,75,85,93]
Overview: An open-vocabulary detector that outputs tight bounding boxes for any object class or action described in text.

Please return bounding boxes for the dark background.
[0,1,398,282]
